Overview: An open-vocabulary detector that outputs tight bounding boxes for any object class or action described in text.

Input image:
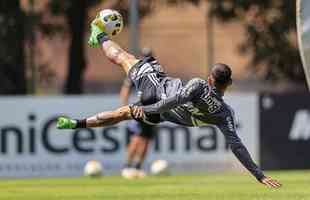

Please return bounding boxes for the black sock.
[124,162,132,168]
[76,119,87,128]
[97,32,109,44]
[133,162,142,170]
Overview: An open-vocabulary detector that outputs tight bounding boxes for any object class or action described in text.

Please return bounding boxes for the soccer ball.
[84,160,103,177]
[150,160,170,176]
[95,9,123,37]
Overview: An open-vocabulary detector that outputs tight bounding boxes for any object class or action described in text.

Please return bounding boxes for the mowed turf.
[0,171,309,200]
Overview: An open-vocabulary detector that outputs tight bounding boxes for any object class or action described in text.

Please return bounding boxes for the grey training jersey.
[157,78,236,130]
[142,77,264,181]
[128,57,265,181]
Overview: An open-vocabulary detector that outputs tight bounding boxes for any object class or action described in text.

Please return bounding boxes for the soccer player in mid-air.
[57,16,281,188]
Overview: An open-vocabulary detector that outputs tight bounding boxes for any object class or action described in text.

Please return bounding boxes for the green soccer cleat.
[88,18,108,48]
[57,117,77,129]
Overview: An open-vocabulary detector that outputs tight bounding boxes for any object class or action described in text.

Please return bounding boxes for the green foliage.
[48,0,101,15]
[46,0,153,27]
[41,0,102,94]
[209,0,304,83]
[40,0,157,94]
[38,0,305,92]
[156,0,304,83]
[109,0,305,83]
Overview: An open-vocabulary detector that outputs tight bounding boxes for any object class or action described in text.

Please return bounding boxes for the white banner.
[0,94,258,178]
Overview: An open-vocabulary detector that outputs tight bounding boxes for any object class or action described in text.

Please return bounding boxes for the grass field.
[0,171,309,200]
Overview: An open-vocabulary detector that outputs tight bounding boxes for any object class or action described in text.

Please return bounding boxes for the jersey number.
[205,96,221,113]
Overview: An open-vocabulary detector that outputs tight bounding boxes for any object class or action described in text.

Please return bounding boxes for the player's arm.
[133,78,204,117]
[218,113,281,188]
[57,106,132,129]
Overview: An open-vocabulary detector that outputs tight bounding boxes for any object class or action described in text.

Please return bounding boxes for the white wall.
[0,94,258,178]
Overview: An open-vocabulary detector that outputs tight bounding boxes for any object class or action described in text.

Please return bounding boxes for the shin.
[85,106,132,128]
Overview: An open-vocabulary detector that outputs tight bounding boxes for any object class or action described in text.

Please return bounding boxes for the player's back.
[160,78,235,128]
[127,56,235,128]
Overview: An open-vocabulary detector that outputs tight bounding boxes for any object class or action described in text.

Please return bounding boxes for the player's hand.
[261,176,282,188]
[88,18,108,48]
[57,117,77,129]
[131,106,146,120]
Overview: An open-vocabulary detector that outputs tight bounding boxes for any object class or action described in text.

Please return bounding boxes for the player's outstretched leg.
[57,106,133,129]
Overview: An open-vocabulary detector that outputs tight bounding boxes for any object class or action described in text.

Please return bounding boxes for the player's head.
[208,63,232,90]
[141,47,153,57]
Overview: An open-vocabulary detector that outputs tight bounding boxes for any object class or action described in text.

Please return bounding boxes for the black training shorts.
[127,56,166,125]
[126,120,156,139]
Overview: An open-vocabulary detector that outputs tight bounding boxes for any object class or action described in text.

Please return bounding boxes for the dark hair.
[211,63,232,85]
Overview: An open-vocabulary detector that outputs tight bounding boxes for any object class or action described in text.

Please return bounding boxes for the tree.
[208,0,304,83]
[47,0,101,94]
[54,0,293,94]
[44,0,155,94]
[0,1,26,94]
[64,0,87,94]
[46,0,153,94]
[117,0,305,84]
[155,0,304,83]
[200,1,304,83]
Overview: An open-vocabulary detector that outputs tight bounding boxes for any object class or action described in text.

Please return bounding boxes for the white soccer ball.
[150,160,170,176]
[96,9,123,37]
[84,160,103,177]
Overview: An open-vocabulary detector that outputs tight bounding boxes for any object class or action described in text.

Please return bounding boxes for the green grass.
[0,171,309,200]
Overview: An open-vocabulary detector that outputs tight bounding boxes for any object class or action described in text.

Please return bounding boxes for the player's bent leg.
[88,17,139,75]
[101,40,139,74]
[57,106,133,129]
